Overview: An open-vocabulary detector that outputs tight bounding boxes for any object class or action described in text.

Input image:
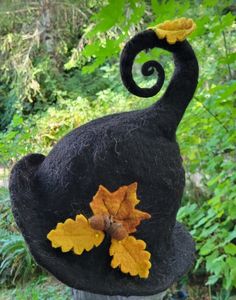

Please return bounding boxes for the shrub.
[0,188,44,287]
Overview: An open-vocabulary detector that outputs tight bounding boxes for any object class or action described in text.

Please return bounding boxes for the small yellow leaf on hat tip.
[149,17,196,44]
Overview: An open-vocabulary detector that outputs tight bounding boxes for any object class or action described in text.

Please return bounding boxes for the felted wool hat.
[9,18,199,297]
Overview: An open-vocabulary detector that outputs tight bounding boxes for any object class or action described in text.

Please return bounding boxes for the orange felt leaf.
[47,214,105,255]
[90,183,151,234]
[109,236,151,278]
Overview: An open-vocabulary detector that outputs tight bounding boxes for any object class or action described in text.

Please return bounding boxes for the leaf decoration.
[90,182,151,234]
[47,183,152,278]
[109,236,151,278]
[150,18,196,44]
[47,214,105,255]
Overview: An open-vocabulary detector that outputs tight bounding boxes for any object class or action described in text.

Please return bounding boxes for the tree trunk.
[40,0,55,58]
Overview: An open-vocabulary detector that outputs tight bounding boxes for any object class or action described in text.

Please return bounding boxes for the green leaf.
[224,244,236,255]
[225,228,236,244]
[177,203,197,220]
[206,274,220,285]
[199,239,216,256]
[87,0,125,38]
[207,175,220,187]
[12,115,23,127]
[226,257,236,269]
[203,0,218,7]
[221,13,235,29]
[124,1,145,30]
[199,223,219,238]
[225,257,236,288]
[219,52,236,65]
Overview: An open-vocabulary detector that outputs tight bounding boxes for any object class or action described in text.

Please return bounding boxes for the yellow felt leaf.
[47,214,105,255]
[150,18,196,44]
[109,236,151,278]
[90,183,151,234]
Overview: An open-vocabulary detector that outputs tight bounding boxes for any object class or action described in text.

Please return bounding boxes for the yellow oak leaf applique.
[110,236,151,278]
[90,182,151,234]
[150,18,196,44]
[47,214,105,254]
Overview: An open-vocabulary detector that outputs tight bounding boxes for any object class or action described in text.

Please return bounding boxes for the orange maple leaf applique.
[90,182,151,234]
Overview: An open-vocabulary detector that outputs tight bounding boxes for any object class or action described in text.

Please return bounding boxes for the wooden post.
[71,289,167,300]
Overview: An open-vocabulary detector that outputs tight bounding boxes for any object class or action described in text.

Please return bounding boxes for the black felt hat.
[9,18,199,297]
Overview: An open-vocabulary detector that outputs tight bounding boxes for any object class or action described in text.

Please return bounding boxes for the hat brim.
[9,154,195,296]
[18,218,195,296]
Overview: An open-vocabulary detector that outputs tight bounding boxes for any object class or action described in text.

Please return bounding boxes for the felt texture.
[9,28,199,296]
[110,236,151,279]
[90,183,151,234]
[46,183,152,278]
[151,18,196,44]
[47,214,105,254]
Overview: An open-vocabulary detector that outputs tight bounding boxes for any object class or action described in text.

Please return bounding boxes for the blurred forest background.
[0,0,235,299]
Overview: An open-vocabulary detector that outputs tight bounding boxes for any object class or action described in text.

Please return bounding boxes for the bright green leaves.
[203,0,219,7]
[200,239,216,256]
[87,0,126,38]
[125,1,145,31]
[82,38,123,73]
[178,46,236,291]
[151,0,190,24]
[87,0,146,37]
[178,200,236,290]
[219,52,236,65]
[225,257,236,289]
[81,0,146,73]
[206,255,236,290]
[224,244,236,256]
[210,13,235,37]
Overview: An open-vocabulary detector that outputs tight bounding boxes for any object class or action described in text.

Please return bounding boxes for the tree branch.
[194,96,229,132]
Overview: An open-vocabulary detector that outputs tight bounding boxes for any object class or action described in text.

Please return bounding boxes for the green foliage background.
[0,0,235,299]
